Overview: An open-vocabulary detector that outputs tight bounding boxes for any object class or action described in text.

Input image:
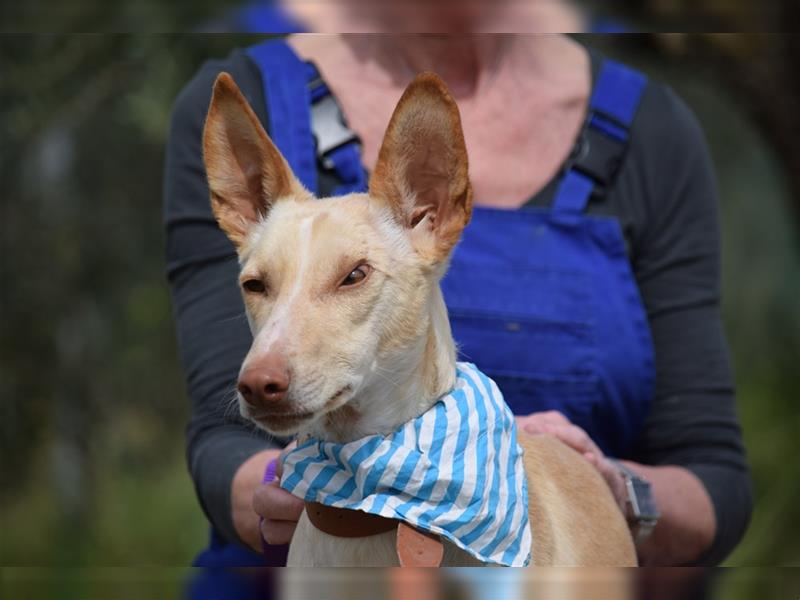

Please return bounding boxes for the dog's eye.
[340,265,371,287]
[242,279,266,294]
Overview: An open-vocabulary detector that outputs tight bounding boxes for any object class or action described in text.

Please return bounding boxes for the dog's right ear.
[203,73,308,248]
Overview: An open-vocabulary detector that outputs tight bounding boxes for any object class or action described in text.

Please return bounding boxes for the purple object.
[259,457,290,565]
[263,456,279,484]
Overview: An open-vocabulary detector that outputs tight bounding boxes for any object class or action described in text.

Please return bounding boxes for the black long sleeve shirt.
[163,46,752,565]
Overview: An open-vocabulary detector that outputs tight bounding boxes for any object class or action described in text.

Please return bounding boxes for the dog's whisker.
[214,312,249,325]
[243,417,261,435]
[220,387,242,420]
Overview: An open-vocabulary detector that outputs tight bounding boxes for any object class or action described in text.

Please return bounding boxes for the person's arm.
[164,51,287,547]
[521,80,752,566]
[625,82,752,565]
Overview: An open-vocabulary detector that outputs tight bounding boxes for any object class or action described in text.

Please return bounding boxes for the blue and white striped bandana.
[280,362,532,567]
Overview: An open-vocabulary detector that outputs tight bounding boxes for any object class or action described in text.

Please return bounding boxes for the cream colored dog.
[202,70,636,568]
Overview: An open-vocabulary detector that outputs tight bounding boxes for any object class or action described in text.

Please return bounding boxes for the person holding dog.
[165,22,751,569]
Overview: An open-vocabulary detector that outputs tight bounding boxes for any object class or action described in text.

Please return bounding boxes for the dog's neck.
[302,285,456,443]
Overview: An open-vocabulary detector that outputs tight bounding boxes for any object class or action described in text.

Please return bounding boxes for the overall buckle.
[310,93,362,170]
[566,113,628,193]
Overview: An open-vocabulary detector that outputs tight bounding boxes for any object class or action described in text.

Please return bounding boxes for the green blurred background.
[1,23,799,590]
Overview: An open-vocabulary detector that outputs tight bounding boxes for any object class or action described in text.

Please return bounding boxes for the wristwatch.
[609,459,660,544]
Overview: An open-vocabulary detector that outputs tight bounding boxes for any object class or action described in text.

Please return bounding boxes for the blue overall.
[191,37,654,571]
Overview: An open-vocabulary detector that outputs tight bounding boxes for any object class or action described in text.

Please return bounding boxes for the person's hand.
[516,410,628,513]
[253,441,304,545]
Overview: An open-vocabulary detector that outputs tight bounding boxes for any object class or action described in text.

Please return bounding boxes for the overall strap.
[552,60,647,214]
[246,39,367,197]
[306,63,369,195]
[246,39,318,193]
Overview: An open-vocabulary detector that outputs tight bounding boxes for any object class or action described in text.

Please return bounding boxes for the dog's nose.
[237,355,291,407]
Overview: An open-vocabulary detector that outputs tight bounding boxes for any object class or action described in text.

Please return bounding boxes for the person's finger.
[543,423,599,456]
[260,518,297,545]
[523,422,545,435]
[538,410,570,426]
[516,415,540,434]
[521,411,571,435]
[253,481,304,520]
[520,414,552,434]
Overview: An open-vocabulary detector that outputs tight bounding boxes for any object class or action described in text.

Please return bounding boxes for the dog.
[202,70,637,568]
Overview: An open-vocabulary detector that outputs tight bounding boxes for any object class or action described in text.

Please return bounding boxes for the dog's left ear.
[370,72,472,263]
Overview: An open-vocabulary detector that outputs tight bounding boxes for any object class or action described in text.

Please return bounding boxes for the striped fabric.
[280,362,532,567]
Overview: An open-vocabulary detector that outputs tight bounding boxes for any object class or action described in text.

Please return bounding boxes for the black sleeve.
[622,82,753,565]
[163,50,284,546]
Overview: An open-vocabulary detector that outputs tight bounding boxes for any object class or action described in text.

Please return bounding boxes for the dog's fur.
[203,71,637,567]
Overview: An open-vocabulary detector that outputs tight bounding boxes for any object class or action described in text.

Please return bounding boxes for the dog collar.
[304,500,397,537]
[304,501,444,566]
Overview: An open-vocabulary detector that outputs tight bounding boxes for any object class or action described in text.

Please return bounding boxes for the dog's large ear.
[370,72,472,263]
[203,73,308,248]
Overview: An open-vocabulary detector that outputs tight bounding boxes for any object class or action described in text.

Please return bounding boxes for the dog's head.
[203,72,471,438]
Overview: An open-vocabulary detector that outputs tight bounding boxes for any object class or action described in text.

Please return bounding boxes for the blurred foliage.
[0,0,228,33]
[0,34,259,564]
[1,28,799,576]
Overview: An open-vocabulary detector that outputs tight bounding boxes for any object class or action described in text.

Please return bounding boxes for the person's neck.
[365,34,514,99]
